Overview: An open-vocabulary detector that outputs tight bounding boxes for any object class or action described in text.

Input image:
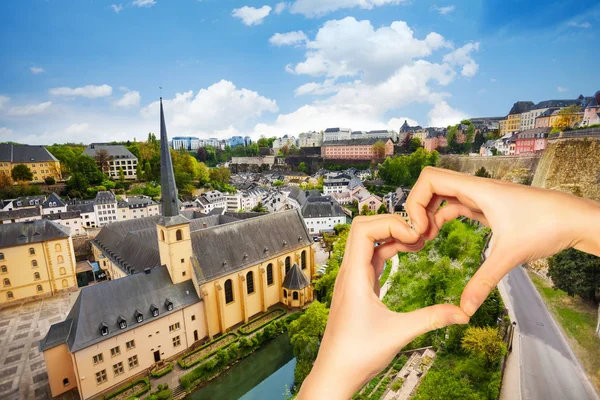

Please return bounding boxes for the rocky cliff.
[438,154,541,181]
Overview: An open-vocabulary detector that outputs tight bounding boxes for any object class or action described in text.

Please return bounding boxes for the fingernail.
[463,297,481,317]
[451,314,468,325]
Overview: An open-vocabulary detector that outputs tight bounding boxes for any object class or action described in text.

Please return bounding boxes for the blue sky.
[0,0,598,144]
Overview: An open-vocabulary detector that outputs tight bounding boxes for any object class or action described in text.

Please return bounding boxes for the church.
[39,99,315,399]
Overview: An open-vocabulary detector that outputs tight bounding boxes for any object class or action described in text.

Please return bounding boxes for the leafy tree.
[475,166,491,178]
[272,180,284,187]
[553,104,582,131]
[174,172,192,190]
[93,149,111,173]
[44,176,56,185]
[472,132,485,153]
[414,370,480,400]
[298,162,308,174]
[66,172,90,196]
[251,202,268,213]
[209,167,231,186]
[196,147,208,162]
[118,166,125,182]
[360,204,370,215]
[11,164,33,181]
[378,148,438,187]
[490,148,499,156]
[461,326,506,366]
[372,140,386,159]
[548,248,600,302]
[0,172,13,187]
[377,203,388,214]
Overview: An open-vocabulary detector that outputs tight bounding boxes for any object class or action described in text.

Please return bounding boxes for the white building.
[298,131,324,148]
[67,201,96,228]
[42,193,67,215]
[94,191,118,227]
[323,174,352,195]
[323,128,352,142]
[273,135,297,152]
[117,195,160,221]
[195,190,227,213]
[83,144,138,180]
[43,211,85,236]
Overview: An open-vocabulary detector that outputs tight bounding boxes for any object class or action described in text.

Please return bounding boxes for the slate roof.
[532,99,579,110]
[67,202,95,214]
[43,211,81,221]
[0,144,58,163]
[42,193,66,209]
[536,108,560,118]
[0,207,41,222]
[322,138,391,146]
[301,196,345,219]
[118,196,157,209]
[0,219,69,248]
[191,209,311,284]
[82,144,136,159]
[508,101,535,115]
[11,195,46,208]
[39,267,200,352]
[282,263,310,290]
[324,127,351,133]
[95,191,116,204]
[348,177,364,191]
[516,127,551,139]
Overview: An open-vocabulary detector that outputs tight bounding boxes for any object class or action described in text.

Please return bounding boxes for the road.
[500,266,599,400]
[379,254,399,299]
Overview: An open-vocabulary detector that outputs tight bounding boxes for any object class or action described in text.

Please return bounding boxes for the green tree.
[11,164,33,182]
[372,140,386,159]
[474,166,491,178]
[66,172,90,197]
[251,202,268,213]
[272,180,284,187]
[73,155,105,186]
[461,326,506,366]
[377,203,388,214]
[298,162,308,174]
[414,370,480,400]
[118,166,125,182]
[44,176,56,185]
[360,204,370,215]
[548,248,600,302]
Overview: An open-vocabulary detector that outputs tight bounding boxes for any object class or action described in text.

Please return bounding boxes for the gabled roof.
[536,108,560,118]
[301,196,345,219]
[0,144,58,163]
[508,101,535,115]
[11,195,46,208]
[0,219,68,248]
[322,138,391,146]
[39,267,200,352]
[0,207,41,222]
[82,144,136,159]
[282,263,310,290]
[95,191,116,204]
[42,193,66,209]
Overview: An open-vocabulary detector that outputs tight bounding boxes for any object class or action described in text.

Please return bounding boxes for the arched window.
[160,230,165,241]
[1,265,7,274]
[176,229,183,241]
[57,255,64,264]
[224,279,234,304]
[55,243,62,252]
[62,279,68,288]
[6,291,13,299]
[0,253,4,261]
[59,267,66,276]
[3,278,10,287]
[293,291,299,300]
[29,248,35,255]
[36,285,43,293]
[283,289,288,298]
[31,260,38,267]
[266,263,274,286]
[285,256,291,274]
[301,250,307,270]
[246,271,254,294]
[63,378,69,387]
[34,272,40,280]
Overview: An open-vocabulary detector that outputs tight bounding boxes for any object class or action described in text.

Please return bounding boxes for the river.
[187,334,296,400]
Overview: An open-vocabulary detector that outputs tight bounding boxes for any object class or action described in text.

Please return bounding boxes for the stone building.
[83,144,138,180]
[39,99,315,399]
[321,138,394,160]
[0,219,77,305]
[0,143,62,183]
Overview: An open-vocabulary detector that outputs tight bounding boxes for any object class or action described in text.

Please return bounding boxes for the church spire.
[159,98,179,218]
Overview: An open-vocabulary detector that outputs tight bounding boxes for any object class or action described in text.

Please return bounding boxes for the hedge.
[150,362,174,378]
[238,308,286,335]
[178,332,239,369]
[104,377,150,400]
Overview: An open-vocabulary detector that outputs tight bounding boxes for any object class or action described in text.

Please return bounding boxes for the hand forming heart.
[298,167,600,400]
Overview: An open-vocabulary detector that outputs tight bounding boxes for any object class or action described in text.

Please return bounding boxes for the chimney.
[202,222,207,228]
[144,267,151,274]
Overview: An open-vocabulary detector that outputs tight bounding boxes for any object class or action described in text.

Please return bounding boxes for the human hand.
[297,215,470,400]
[405,167,600,317]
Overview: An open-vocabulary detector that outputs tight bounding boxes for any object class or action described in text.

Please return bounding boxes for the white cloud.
[269,31,308,47]
[6,102,52,117]
[557,86,568,93]
[443,42,480,78]
[431,5,455,15]
[66,123,90,134]
[30,66,45,74]
[289,0,406,18]
[0,96,9,109]
[141,80,278,133]
[387,117,419,130]
[288,17,451,82]
[111,4,124,13]
[294,80,339,96]
[428,101,468,127]
[274,2,288,14]
[231,6,271,26]
[115,90,141,108]
[132,0,155,7]
[49,84,113,98]
[567,21,591,28]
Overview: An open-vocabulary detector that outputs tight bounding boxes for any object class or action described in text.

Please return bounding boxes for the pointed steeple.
[159,98,180,218]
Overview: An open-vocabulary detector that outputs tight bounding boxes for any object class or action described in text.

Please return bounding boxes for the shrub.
[44,176,56,185]
[391,379,404,391]
[238,308,286,335]
[104,377,149,400]
[150,362,174,378]
[178,332,238,369]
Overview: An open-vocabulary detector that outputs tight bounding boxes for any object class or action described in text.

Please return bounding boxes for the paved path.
[500,266,598,400]
[379,254,399,299]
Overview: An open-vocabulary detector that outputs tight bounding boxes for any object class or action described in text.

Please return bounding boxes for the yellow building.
[0,219,77,305]
[499,119,508,135]
[504,101,534,135]
[549,109,584,129]
[40,99,315,399]
[0,143,62,183]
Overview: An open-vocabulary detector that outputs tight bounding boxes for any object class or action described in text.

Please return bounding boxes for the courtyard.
[0,290,80,400]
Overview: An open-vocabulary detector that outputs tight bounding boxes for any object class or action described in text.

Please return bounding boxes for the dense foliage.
[548,248,600,303]
[11,164,33,181]
[378,148,439,187]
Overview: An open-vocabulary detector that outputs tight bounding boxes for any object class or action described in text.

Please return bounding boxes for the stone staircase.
[171,384,186,400]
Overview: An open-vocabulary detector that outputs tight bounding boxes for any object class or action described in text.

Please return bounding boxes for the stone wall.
[438,154,541,180]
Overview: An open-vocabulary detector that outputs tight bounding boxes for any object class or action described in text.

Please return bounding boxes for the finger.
[372,237,424,276]
[406,167,480,236]
[460,244,519,316]
[347,215,420,268]
[425,202,489,240]
[386,304,469,346]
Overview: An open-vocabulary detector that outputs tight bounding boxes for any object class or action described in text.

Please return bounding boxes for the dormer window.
[117,316,127,330]
[150,304,159,317]
[165,299,173,311]
[99,322,109,336]
[134,309,143,323]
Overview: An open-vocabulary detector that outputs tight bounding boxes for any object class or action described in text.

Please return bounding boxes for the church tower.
[156,98,193,284]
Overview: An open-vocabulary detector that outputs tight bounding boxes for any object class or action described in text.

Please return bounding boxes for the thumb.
[387,304,470,348]
[460,243,518,317]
